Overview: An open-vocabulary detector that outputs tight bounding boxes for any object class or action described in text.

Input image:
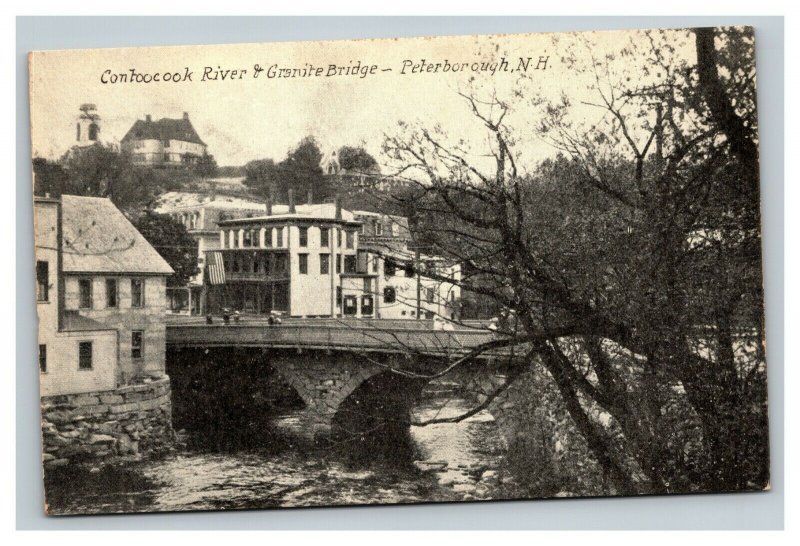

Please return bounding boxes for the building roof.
[218,203,359,226]
[61,195,174,275]
[121,115,206,146]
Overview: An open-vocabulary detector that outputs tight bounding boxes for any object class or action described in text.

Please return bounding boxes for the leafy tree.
[243,137,333,204]
[32,157,69,197]
[242,158,279,200]
[193,151,219,180]
[58,143,165,213]
[338,146,380,174]
[280,136,330,202]
[133,211,199,287]
[382,27,766,496]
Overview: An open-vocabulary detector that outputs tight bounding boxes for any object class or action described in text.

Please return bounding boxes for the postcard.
[29,26,769,515]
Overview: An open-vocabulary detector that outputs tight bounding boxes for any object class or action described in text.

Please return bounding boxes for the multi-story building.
[35,195,174,395]
[121,112,207,167]
[205,196,461,321]
[354,210,461,321]
[155,192,268,315]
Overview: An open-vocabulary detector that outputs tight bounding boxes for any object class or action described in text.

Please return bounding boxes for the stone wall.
[41,377,174,468]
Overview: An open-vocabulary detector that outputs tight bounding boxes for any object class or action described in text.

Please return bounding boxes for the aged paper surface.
[29,28,768,515]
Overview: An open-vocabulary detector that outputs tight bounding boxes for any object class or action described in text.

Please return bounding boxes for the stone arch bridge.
[165,319,526,444]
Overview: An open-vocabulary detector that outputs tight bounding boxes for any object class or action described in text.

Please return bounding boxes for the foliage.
[242,158,279,199]
[133,211,199,287]
[32,157,69,197]
[280,136,330,202]
[383,27,767,496]
[338,146,380,174]
[193,151,219,179]
[34,143,190,213]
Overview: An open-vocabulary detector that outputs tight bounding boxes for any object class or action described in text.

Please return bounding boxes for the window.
[78,341,92,370]
[164,139,170,148]
[344,255,356,274]
[131,331,144,359]
[375,222,383,236]
[299,253,308,274]
[275,254,288,275]
[164,153,171,162]
[336,286,342,308]
[36,261,48,302]
[78,279,92,309]
[384,286,396,304]
[299,227,308,247]
[320,228,329,247]
[343,295,358,316]
[404,262,415,278]
[106,278,118,308]
[371,255,378,273]
[337,228,343,248]
[427,287,435,303]
[88,123,99,141]
[361,295,374,316]
[346,231,354,249]
[39,344,46,373]
[243,230,253,247]
[336,255,342,274]
[131,279,145,308]
[384,259,397,277]
[277,227,284,247]
[320,253,330,274]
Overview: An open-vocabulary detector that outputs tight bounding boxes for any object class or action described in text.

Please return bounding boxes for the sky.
[28,29,697,172]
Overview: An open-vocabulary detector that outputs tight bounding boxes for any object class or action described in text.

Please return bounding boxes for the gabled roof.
[61,195,174,276]
[121,116,205,146]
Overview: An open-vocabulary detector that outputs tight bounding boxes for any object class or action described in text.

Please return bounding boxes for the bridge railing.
[166,323,507,357]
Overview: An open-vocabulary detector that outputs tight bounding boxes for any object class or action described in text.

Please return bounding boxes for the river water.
[44,382,516,515]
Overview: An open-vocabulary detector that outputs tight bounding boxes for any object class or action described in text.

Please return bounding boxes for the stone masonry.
[41,377,174,469]
[269,351,384,439]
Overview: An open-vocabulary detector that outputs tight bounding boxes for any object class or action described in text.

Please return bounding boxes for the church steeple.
[320,149,341,175]
[76,103,100,146]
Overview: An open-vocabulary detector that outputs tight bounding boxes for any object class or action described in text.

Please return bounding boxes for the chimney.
[335,193,342,220]
[288,189,296,214]
[183,111,189,120]
[145,114,152,122]
[307,189,313,206]
[265,194,272,216]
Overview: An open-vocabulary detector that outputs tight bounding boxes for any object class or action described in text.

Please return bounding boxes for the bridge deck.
[166,317,506,357]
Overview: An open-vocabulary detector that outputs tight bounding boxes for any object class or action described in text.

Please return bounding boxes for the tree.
[243,158,280,200]
[133,212,199,287]
[280,136,330,202]
[32,157,69,197]
[243,137,333,204]
[193,151,219,180]
[58,143,164,213]
[380,27,766,495]
[338,146,380,174]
